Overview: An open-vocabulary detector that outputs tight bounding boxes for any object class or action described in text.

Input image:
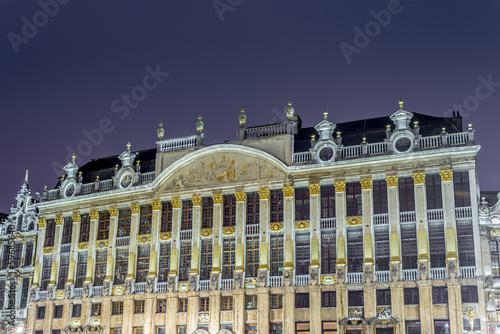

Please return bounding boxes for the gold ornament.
[112,285,124,296]
[138,234,152,244]
[286,101,294,119]
[157,122,164,139]
[360,178,372,190]
[96,240,108,249]
[412,173,425,185]
[43,246,53,255]
[491,229,500,237]
[71,213,80,223]
[38,218,46,228]
[178,282,189,291]
[222,226,235,236]
[235,191,246,202]
[191,196,202,207]
[399,99,404,110]
[151,200,162,211]
[258,188,270,200]
[334,181,346,192]
[77,242,89,251]
[212,194,223,205]
[282,186,294,198]
[130,204,140,214]
[295,221,310,231]
[439,170,453,182]
[244,278,258,288]
[108,207,118,217]
[199,313,210,322]
[270,222,283,233]
[200,228,213,238]
[346,217,362,226]
[171,198,182,209]
[159,232,172,242]
[89,210,98,220]
[91,317,101,326]
[71,318,81,328]
[56,290,65,300]
[320,275,336,285]
[239,108,247,127]
[55,216,63,226]
[308,184,320,195]
[196,115,204,133]
[385,175,398,187]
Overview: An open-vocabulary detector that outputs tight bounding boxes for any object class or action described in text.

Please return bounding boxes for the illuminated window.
[97,211,110,240]
[139,205,152,235]
[179,242,191,281]
[181,200,193,230]
[72,304,81,317]
[91,303,102,316]
[223,195,236,227]
[270,324,283,334]
[202,197,213,228]
[177,326,187,334]
[157,299,167,313]
[246,324,258,334]
[270,294,283,309]
[112,302,123,315]
[246,236,259,278]
[134,300,145,314]
[222,238,235,279]
[178,298,188,312]
[158,243,171,282]
[296,322,310,334]
[245,295,258,309]
[94,250,107,286]
[117,208,131,237]
[133,328,144,334]
[491,240,500,277]
[200,240,212,280]
[161,202,173,232]
[199,297,209,311]
[295,188,310,221]
[221,296,233,310]
[270,190,283,223]
[322,322,337,333]
[246,193,259,225]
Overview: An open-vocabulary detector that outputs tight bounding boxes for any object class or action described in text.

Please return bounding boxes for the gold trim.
[222,226,235,236]
[151,200,162,210]
[385,175,398,187]
[43,246,53,255]
[55,216,63,226]
[130,204,140,213]
[360,178,372,190]
[334,181,346,192]
[89,210,98,220]
[270,222,283,233]
[235,191,246,202]
[159,232,172,242]
[200,228,213,238]
[308,184,320,195]
[77,242,89,251]
[112,285,124,296]
[212,194,223,205]
[491,229,500,237]
[346,216,362,226]
[295,221,310,231]
[108,207,118,217]
[258,188,270,200]
[244,278,258,288]
[71,318,81,328]
[412,172,425,185]
[199,313,210,322]
[320,275,337,285]
[178,282,189,291]
[191,196,202,206]
[55,290,65,300]
[171,198,182,209]
[71,213,80,223]
[91,317,101,326]
[439,169,453,182]
[282,186,294,198]
[38,218,46,228]
[138,234,152,244]
[96,240,108,249]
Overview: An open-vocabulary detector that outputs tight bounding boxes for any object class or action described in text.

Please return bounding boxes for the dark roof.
[0,213,7,221]
[294,112,463,152]
[481,191,499,206]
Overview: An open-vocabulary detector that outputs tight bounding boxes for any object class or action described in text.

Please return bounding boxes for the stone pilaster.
[364,283,376,319]
[144,296,155,334]
[169,199,182,279]
[43,303,53,334]
[258,189,270,279]
[148,201,162,288]
[337,285,348,326]
[166,296,178,334]
[309,285,321,334]
[127,205,140,281]
[439,171,459,267]
[49,216,63,288]
[390,283,405,333]
[190,196,202,279]
[105,208,118,283]
[413,173,430,268]
[209,290,221,334]
[361,179,374,285]
[334,182,347,279]
[417,281,434,333]
[101,300,112,334]
[33,218,47,287]
[257,289,270,333]
[66,213,80,286]
[211,194,223,276]
[283,286,295,334]
[187,295,199,334]
[309,184,321,273]
[235,191,246,275]
[85,210,99,283]
[283,186,295,271]
[122,297,134,334]
[447,281,463,334]
[233,289,245,333]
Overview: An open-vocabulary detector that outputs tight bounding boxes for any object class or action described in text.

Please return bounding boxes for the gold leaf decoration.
[191,196,202,206]
[439,170,453,182]
[71,318,81,328]
[112,285,124,296]
[159,232,172,242]
[89,210,98,220]
[151,200,162,210]
[38,218,46,228]
[308,184,320,195]
[77,242,89,251]
[270,222,283,233]
[56,290,65,300]
[96,240,108,249]
[138,234,151,244]
[200,228,213,238]
[178,282,189,291]
[91,317,101,326]
[282,186,294,198]
[43,246,53,255]
[385,175,398,187]
[346,216,362,226]
[491,229,500,237]
[244,278,258,288]
[258,188,270,200]
[171,198,182,209]
[412,173,425,185]
[320,275,337,285]
[199,313,209,322]
[334,181,346,192]
[222,226,235,236]
[295,221,310,231]
[360,178,372,190]
[212,193,223,204]
[55,216,63,226]
[130,204,140,213]
[108,207,118,217]
[71,213,80,223]
[235,191,246,202]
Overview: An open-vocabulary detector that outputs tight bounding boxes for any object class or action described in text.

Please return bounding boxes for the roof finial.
[323,109,328,121]
[157,122,164,139]
[286,101,294,120]
[25,168,29,183]
[239,108,247,127]
[196,115,204,133]
[71,153,76,163]
[127,142,131,151]
[399,99,404,110]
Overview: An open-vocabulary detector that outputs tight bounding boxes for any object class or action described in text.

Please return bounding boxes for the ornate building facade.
[27,102,486,334]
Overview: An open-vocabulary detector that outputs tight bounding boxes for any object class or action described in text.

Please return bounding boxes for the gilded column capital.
[308,184,320,195]
[439,169,453,182]
[385,175,398,187]
[151,200,162,210]
[191,196,202,207]
[235,191,246,202]
[171,198,182,209]
[71,213,80,223]
[360,178,372,190]
[130,203,140,213]
[282,186,294,198]
[108,207,118,217]
[55,216,63,226]
[412,172,425,185]
[89,210,99,220]
[258,188,270,200]
[212,194,223,205]
[334,181,346,192]
[38,218,46,228]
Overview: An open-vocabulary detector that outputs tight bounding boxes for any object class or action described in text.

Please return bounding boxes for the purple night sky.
[1,1,499,212]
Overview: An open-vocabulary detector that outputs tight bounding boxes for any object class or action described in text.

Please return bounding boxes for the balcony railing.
[320,217,336,229]
[460,266,477,278]
[294,275,309,286]
[92,286,103,297]
[293,151,312,163]
[73,288,83,298]
[455,206,473,219]
[342,145,362,158]
[373,213,389,225]
[38,291,47,301]
[60,244,71,253]
[46,189,60,199]
[160,135,198,151]
[399,211,416,223]
[221,279,233,290]
[448,132,469,145]
[116,236,130,247]
[99,179,114,191]
[139,171,155,183]
[244,123,289,139]
[198,280,210,291]
[347,272,363,284]
[156,282,168,293]
[246,224,259,235]
[402,269,418,281]
[427,209,444,221]
[134,282,146,294]
[180,230,192,241]
[367,142,387,154]
[419,135,442,148]
[81,183,94,194]
[375,271,390,282]
[430,267,447,280]
[269,276,283,287]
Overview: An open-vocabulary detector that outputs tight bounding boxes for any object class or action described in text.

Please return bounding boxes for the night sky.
[1,1,499,213]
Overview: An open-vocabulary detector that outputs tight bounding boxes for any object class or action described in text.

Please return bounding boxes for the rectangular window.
[398,177,415,212]
[181,200,193,230]
[246,193,260,225]
[41,255,53,291]
[322,291,336,308]
[376,289,391,306]
[270,294,283,309]
[295,233,310,275]
[295,188,310,221]
[97,211,110,240]
[432,286,448,304]
[20,277,29,309]
[246,236,259,278]
[158,243,171,282]
[24,241,33,267]
[200,297,210,311]
[428,221,446,268]
[223,195,236,227]
[405,321,421,334]
[54,305,63,318]
[117,208,131,237]
[114,249,129,284]
[425,174,442,210]
[457,219,475,266]
[178,298,188,312]
[72,304,81,318]
[372,180,388,214]
[401,223,417,270]
[1,244,9,269]
[157,299,167,313]
[134,328,144,334]
[245,324,258,334]
[221,296,233,310]
[346,183,362,216]
[202,197,213,228]
[404,287,419,305]
[270,190,284,223]
[222,238,235,279]
[134,300,145,314]
[79,214,90,242]
[200,240,212,280]
[321,231,336,274]
[461,286,478,303]
[91,303,102,316]
[161,202,173,232]
[136,245,150,283]
[453,171,471,207]
[270,234,284,276]
[62,217,73,244]
[177,326,187,334]
[111,329,122,334]
[179,242,191,282]
[347,227,363,273]
[52,330,61,334]
[295,293,310,308]
[44,219,56,247]
[321,185,335,218]
[374,225,390,271]
[35,331,43,334]
[94,250,107,286]
[13,243,22,268]
[57,253,70,290]
[434,320,450,334]
[112,301,124,315]
[348,290,364,307]
[75,252,87,288]
[296,322,310,334]
[491,240,500,277]
[270,323,283,334]
[245,295,258,310]
[139,205,152,235]
[0,280,4,304]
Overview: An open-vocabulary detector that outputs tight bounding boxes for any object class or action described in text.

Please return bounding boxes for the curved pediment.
[154,144,288,192]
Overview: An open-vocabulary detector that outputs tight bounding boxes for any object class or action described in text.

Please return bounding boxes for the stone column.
[334,182,347,281]
[417,281,434,333]
[440,170,459,275]
[386,176,402,276]
[310,285,321,334]
[390,283,405,333]
[66,213,80,287]
[127,204,140,282]
[283,186,295,276]
[148,200,162,290]
[258,189,270,283]
[144,296,155,334]
[190,196,202,284]
[101,299,112,334]
[122,296,134,334]
[257,288,270,333]
[166,295,178,334]
[360,178,374,283]
[187,294,199,333]
[234,191,246,283]
[447,281,463,334]
[233,290,245,333]
[468,168,483,276]
[169,199,182,282]
[413,173,430,275]
[105,207,118,284]
[209,290,221,334]
[20,239,26,267]
[337,285,348,330]
[32,218,47,288]
[211,194,223,279]
[283,286,295,334]
[49,216,64,289]
[43,303,54,334]
[309,184,321,284]
[85,210,99,285]
[364,283,376,320]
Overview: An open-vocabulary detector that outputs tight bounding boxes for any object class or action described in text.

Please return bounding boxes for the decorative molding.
[89,210,98,220]
[308,184,320,195]
[412,172,425,185]
[360,178,372,190]
[320,275,336,285]
[55,290,65,300]
[151,200,162,210]
[178,282,189,291]
[171,198,182,209]
[55,216,63,226]
[130,204,140,213]
[244,278,258,288]
[138,234,152,244]
[282,186,294,198]
[71,318,81,328]
[385,175,398,187]
[191,196,202,206]
[91,317,101,326]
[159,232,172,242]
[71,213,80,223]
[112,285,124,296]
[222,226,235,236]
[199,313,210,322]
[235,191,246,202]
[108,207,118,217]
[200,228,213,238]
[270,222,283,233]
[43,246,53,255]
[295,221,310,231]
[334,181,346,192]
[439,169,453,182]
[96,240,108,249]
[258,188,270,200]
[38,218,46,228]
[346,216,362,227]
[491,229,500,237]
[212,194,223,205]
[77,242,89,251]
